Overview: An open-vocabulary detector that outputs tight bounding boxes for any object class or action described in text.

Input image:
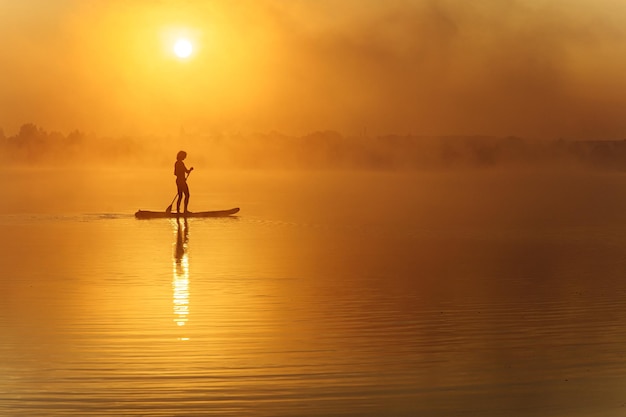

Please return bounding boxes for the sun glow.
[173,38,193,58]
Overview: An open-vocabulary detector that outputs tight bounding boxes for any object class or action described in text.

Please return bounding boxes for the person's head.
[176,150,187,161]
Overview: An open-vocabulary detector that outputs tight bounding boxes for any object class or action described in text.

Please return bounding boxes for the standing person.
[174,151,194,213]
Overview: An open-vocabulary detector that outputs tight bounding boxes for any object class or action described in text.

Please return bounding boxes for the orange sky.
[1,0,626,139]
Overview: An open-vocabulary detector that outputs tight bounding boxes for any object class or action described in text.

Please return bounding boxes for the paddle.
[165,171,191,213]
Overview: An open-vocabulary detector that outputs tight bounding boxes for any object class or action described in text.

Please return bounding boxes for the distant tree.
[18,123,40,140]
[67,130,84,145]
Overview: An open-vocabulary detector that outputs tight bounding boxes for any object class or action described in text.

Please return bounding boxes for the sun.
[173,38,193,59]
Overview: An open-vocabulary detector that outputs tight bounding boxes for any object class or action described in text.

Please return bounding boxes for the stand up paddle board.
[135,208,240,219]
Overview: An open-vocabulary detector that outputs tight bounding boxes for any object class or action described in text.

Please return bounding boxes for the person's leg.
[183,187,190,212]
[176,189,183,213]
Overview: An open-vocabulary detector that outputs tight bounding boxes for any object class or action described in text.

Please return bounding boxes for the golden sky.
[1,0,626,139]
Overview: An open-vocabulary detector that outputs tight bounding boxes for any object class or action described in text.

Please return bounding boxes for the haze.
[2,0,626,140]
[5,3,626,415]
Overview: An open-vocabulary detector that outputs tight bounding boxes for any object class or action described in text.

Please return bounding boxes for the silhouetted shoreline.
[2,123,626,170]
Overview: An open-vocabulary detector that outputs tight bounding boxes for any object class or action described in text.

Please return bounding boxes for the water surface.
[2,168,626,416]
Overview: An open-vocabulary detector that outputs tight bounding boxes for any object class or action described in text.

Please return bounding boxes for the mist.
[3,124,626,173]
[2,0,626,140]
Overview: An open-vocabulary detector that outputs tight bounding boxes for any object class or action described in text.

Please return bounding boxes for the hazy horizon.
[5,124,626,171]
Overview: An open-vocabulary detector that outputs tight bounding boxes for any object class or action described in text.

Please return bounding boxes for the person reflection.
[173,217,190,328]
[175,217,189,263]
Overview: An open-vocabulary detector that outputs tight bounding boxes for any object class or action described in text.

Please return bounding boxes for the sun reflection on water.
[172,218,190,330]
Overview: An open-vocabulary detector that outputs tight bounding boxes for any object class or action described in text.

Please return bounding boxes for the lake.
[2,167,626,416]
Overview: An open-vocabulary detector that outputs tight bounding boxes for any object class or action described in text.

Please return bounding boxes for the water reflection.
[172,217,190,331]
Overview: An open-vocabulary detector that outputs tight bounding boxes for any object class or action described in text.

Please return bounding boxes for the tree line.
[2,123,626,170]
[0,123,146,164]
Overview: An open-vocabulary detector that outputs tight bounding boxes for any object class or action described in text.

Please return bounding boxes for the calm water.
[3,168,626,416]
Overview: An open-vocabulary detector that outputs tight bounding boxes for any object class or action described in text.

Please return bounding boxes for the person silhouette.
[174,151,194,213]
